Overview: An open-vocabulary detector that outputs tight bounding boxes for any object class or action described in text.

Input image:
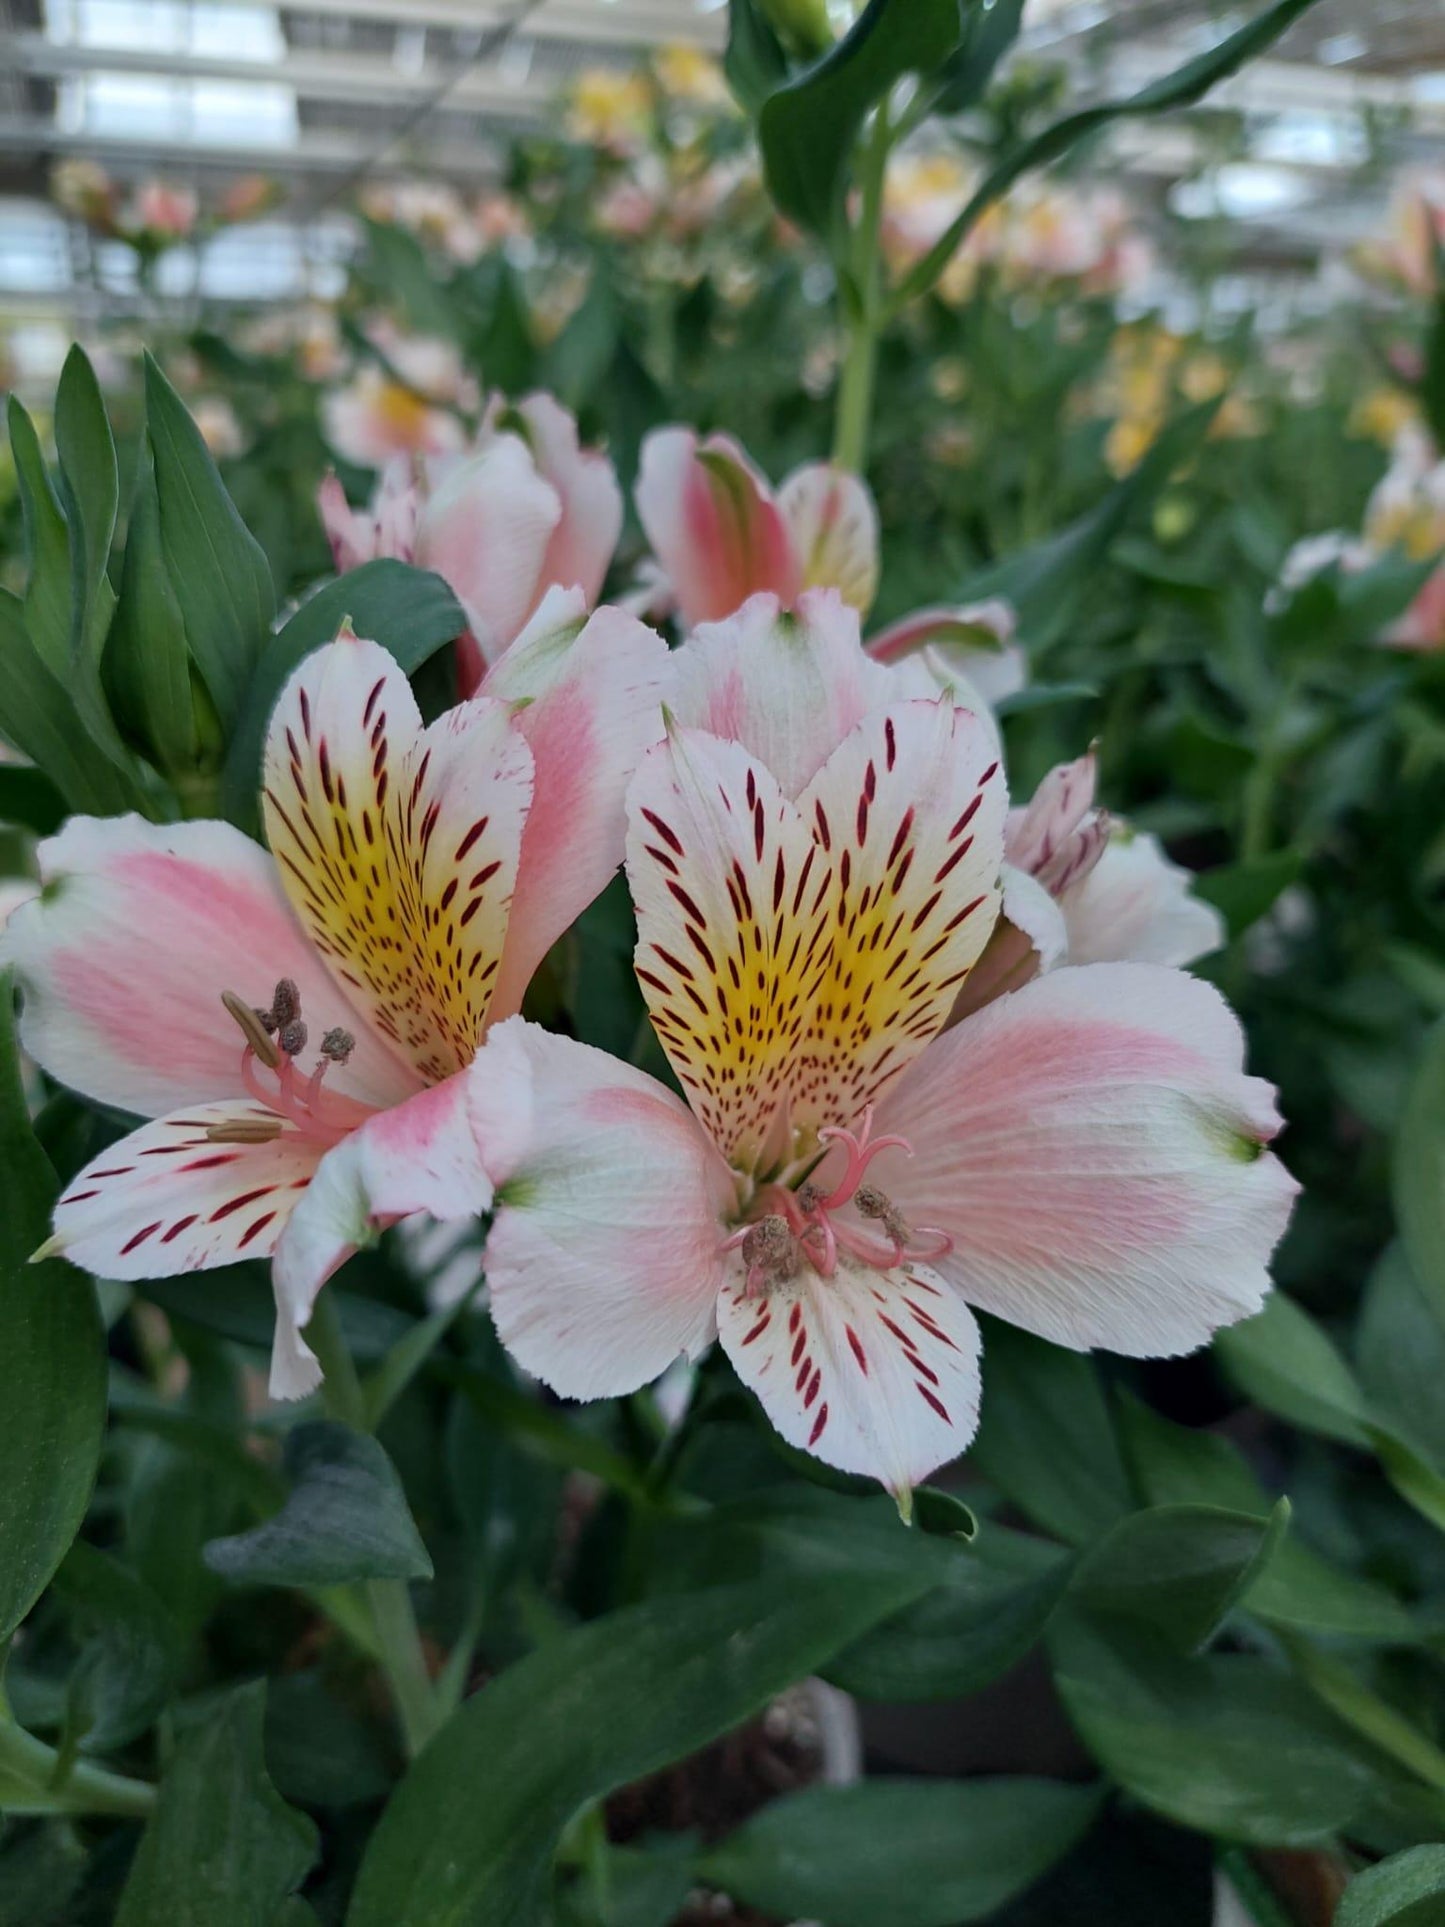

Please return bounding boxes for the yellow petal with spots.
[262,631,533,1083]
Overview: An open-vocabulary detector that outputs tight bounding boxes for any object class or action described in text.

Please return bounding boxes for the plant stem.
[305,1292,443,1758]
[0,1714,155,1819]
[832,97,893,474]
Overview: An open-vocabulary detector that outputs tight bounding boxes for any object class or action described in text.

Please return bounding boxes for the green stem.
[832,97,894,474]
[0,1715,155,1819]
[305,1293,443,1758]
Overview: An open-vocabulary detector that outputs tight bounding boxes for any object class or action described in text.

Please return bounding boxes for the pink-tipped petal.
[415,435,563,668]
[49,1103,324,1282]
[777,463,880,615]
[635,427,801,629]
[262,631,534,1081]
[482,592,671,1019]
[513,393,623,608]
[718,1254,982,1501]
[270,1073,489,1397]
[318,471,374,572]
[669,589,894,800]
[4,815,415,1118]
[1059,831,1226,968]
[874,962,1299,1358]
[479,1019,734,1399]
[1005,753,1098,879]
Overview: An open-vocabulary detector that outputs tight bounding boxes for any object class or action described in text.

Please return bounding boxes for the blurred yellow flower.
[1349,386,1418,449]
[568,69,654,151]
[653,45,731,107]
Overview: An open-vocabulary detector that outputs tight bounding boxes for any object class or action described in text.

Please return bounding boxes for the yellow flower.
[567,69,654,151]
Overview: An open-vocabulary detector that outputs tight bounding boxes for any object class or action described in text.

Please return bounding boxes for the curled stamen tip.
[222,990,281,1069]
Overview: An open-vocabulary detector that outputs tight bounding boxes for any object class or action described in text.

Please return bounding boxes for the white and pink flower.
[343,591,1293,1504]
[7,592,668,1397]
[320,393,623,692]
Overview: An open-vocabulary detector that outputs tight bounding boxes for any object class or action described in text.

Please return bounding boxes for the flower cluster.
[8,414,1294,1509]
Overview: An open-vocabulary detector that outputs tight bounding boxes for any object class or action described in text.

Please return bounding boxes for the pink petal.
[1004,753,1098,879]
[478,1019,733,1399]
[262,631,534,1082]
[873,962,1299,1357]
[1059,831,1225,968]
[271,1073,488,1397]
[668,588,894,800]
[4,815,415,1118]
[415,435,563,668]
[635,427,801,629]
[777,463,880,615]
[318,472,375,572]
[625,724,826,1171]
[481,589,671,1019]
[512,393,623,609]
[718,1253,982,1502]
[48,1102,324,1282]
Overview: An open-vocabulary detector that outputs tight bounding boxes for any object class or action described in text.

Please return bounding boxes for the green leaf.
[967,1319,1132,1544]
[898,0,1330,303]
[143,352,276,734]
[828,1527,1073,1702]
[1070,1501,1289,1651]
[1393,1016,1445,1332]
[1214,1293,1372,1448]
[1358,1245,1445,1476]
[349,1568,935,1927]
[0,969,107,1645]
[758,0,963,236]
[1193,851,1304,939]
[204,1421,432,1588]
[105,435,198,779]
[220,560,465,832]
[7,396,72,675]
[53,345,119,676]
[1336,1845,1445,1927]
[1050,1613,1391,1847]
[1115,1396,1414,1643]
[0,765,65,836]
[697,1777,1102,1927]
[116,1683,317,1927]
[0,590,140,815]
[725,0,789,115]
[932,0,1025,113]
[50,1541,178,1751]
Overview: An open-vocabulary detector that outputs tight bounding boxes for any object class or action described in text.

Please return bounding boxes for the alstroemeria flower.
[866,598,1026,723]
[955,753,1225,1018]
[635,427,879,630]
[448,593,1294,1504]
[7,591,668,1397]
[320,393,623,692]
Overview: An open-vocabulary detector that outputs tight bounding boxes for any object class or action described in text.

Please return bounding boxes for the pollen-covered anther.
[278,1018,309,1059]
[320,1027,356,1065]
[269,978,301,1028]
[854,1181,908,1244]
[723,1212,802,1297]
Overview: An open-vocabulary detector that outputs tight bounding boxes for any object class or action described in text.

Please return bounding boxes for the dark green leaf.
[1336,1845,1445,1927]
[204,1421,432,1588]
[1070,1501,1288,1651]
[1393,1017,1445,1333]
[932,0,1025,114]
[0,765,65,836]
[1193,851,1303,938]
[349,1568,935,1926]
[51,1541,178,1751]
[899,0,1330,303]
[698,1777,1102,1927]
[53,345,119,674]
[759,0,963,236]
[1359,1245,1445,1476]
[0,969,107,1645]
[116,1684,317,1927]
[0,590,141,815]
[7,395,72,674]
[967,1319,1132,1544]
[105,435,198,778]
[1051,1612,1390,1847]
[1214,1293,1372,1448]
[725,0,790,115]
[144,352,276,734]
[220,561,465,832]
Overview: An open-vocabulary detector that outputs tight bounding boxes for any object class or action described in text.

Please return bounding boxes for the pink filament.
[240,1045,354,1150]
